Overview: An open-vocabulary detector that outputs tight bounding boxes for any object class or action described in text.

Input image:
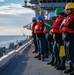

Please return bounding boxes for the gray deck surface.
[0,43,67,75]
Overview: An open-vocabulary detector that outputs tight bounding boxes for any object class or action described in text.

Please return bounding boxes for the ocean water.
[0,35,27,48]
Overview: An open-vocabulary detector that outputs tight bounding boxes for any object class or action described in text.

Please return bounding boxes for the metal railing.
[0,38,28,58]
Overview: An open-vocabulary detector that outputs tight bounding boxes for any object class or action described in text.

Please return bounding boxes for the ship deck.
[0,42,67,75]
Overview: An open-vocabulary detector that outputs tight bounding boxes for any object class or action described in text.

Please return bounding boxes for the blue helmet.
[32,17,37,21]
[48,12,55,19]
[37,14,44,20]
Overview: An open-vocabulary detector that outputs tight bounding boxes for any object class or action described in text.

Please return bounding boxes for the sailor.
[34,14,46,61]
[61,2,74,75]
[43,12,56,65]
[50,8,66,70]
[31,17,38,53]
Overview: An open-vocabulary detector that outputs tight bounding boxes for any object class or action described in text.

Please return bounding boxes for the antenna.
[21,30,25,36]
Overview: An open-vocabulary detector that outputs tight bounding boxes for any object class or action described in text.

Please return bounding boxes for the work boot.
[32,50,38,53]
[56,59,66,70]
[70,71,74,75]
[64,62,74,74]
[38,57,41,60]
[64,69,74,74]
[54,58,61,68]
[51,58,57,66]
[34,53,40,58]
[47,56,55,65]
[47,62,52,65]
[56,65,66,70]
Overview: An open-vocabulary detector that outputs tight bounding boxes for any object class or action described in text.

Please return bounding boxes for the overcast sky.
[0,0,35,35]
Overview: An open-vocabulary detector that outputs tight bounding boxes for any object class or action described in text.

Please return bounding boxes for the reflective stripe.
[45,23,51,27]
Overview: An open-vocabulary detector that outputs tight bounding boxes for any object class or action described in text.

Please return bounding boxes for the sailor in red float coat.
[51,15,65,33]
[61,12,74,33]
[31,20,37,30]
[31,18,38,53]
[60,3,74,74]
[34,20,44,34]
[49,8,66,70]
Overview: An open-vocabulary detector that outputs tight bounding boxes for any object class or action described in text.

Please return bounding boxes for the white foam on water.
[0,36,28,48]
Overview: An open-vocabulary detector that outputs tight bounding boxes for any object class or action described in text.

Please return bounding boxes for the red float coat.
[31,20,37,31]
[61,12,74,33]
[51,15,65,33]
[34,21,44,34]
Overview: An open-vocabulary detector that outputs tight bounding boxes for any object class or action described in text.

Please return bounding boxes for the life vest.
[31,20,37,30]
[51,15,65,33]
[61,12,74,33]
[34,21,44,34]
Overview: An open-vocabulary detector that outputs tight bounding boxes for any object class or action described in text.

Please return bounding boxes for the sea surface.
[0,35,27,48]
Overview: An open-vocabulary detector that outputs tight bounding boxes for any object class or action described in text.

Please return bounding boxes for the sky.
[0,0,35,35]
